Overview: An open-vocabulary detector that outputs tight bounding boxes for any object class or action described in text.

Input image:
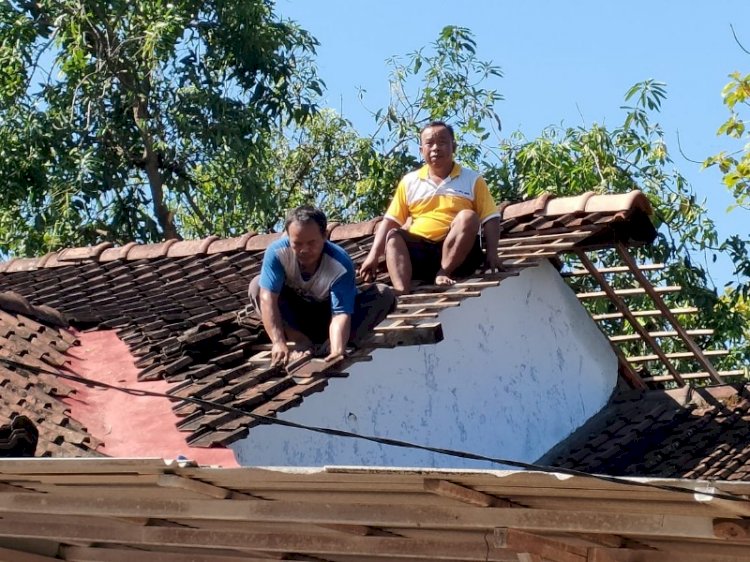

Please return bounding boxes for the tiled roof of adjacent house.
[0,291,103,457]
[541,383,750,480]
[0,190,659,451]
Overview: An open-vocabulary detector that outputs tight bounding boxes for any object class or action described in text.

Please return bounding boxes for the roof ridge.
[0,190,652,273]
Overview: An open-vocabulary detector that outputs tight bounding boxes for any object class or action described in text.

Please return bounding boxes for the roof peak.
[0,190,652,273]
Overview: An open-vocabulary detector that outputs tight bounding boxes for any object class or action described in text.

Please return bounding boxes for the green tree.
[0,0,323,255]
[704,29,750,296]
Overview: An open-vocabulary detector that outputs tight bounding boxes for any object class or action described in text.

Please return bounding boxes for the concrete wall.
[232,260,617,469]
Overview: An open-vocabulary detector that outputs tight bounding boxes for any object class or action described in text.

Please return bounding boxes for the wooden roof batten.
[569,243,728,389]
[1,459,750,562]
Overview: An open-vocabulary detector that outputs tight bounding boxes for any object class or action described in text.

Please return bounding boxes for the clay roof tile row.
[0,189,658,451]
[0,191,652,273]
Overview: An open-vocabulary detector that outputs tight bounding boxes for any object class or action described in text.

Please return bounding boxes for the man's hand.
[270,341,290,367]
[358,254,379,283]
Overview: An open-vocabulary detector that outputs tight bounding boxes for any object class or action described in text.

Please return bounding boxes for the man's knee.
[374,282,397,314]
[385,229,407,252]
[248,276,261,308]
[451,209,480,232]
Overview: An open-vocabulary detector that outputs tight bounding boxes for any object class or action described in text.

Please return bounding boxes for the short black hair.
[284,205,327,236]
[421,120,455,142]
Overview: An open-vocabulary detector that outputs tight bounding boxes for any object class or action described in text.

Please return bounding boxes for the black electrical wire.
[1,355,748,504]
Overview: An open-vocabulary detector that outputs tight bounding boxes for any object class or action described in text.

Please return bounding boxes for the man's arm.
[482,216,502,271]
[326,313,352,360]
[358,217,401,282]
[259,288,289,366]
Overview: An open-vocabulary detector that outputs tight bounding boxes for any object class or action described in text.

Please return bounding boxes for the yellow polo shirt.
[384,164,500,242]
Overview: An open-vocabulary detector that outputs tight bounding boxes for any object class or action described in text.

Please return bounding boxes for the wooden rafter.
[1,460,750,562]
[615,244,724,384]
[575,250,687,387]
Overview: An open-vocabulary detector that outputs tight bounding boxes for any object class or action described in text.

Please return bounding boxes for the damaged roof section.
[0,292,103,457]
[0,191,667,449]
[542,383,750,480]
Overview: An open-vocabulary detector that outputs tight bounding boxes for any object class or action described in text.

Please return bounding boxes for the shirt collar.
[418,163,461,180]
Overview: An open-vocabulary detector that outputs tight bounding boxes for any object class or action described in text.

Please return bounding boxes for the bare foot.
[435,269,456,286]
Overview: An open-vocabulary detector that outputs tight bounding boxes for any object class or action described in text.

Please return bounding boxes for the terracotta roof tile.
[544,191,595,216]
[207,232,255,254]
[167,236,219,257]
[541,385,750,480]
[501,193,554,220]
[245,232,283,251]
[0,295,102,457]
[0,190,660,449]
[329,217,382,241]
[57,242,113,262]
[584,190,652,215]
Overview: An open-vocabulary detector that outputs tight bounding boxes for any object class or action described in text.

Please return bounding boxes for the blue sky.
[279,0,750,286]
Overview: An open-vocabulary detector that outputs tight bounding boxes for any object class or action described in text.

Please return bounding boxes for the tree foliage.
[0,0,323,255]
[2,13,749,370]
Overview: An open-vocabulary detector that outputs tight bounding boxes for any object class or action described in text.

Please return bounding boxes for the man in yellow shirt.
[359,121,502,293]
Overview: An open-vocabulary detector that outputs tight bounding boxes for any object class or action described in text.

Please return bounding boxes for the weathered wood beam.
[563,263,666,277]
[609,329,713,343]
[0,546,61,562]
[714,518,750,540]
[592,307,697,321]
[494,528,586,562]
[577,286,681,300]
[576,251,685,386]
[0,516,514,561]
[627,350,728,363]
[0,496,720,540]
[640,369,747,384]
[587,547,750,562]
[616,244,724,384]
[61,545,272,562]
[423,479,515,508]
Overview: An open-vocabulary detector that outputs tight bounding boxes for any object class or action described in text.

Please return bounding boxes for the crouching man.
[249,205,396,367]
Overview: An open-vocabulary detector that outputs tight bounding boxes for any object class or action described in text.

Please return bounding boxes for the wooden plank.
[627,350,728,363]
[616,244,724,384]
[423,479,513,508]
[387,313,440,320]
[496,251,557,259]
[499,230,596,244]
[641,370,745,383]
[156,475,237,500]
[591,307,698,321]
[609,329,714,343]
[587,547,750,562]
[0,516,514,561]
[0,546,61,562]
[576,251,685,386]
[61,546,274,562]
[397,292,481,301]
[496,241,580,252]
[375,321,441,332]
[713,518,750,540]
[396,301,460,310]
[0,458,170,475]
[577,286,681,300]
[0,495,720,539]
[495,529,587,562]
[564,263,666,277]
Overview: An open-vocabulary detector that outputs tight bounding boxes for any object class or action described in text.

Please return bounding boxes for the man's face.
[287,220,326,270]
[420,126,455,170]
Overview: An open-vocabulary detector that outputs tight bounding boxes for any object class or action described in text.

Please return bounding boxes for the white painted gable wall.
[232,260,617,468]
